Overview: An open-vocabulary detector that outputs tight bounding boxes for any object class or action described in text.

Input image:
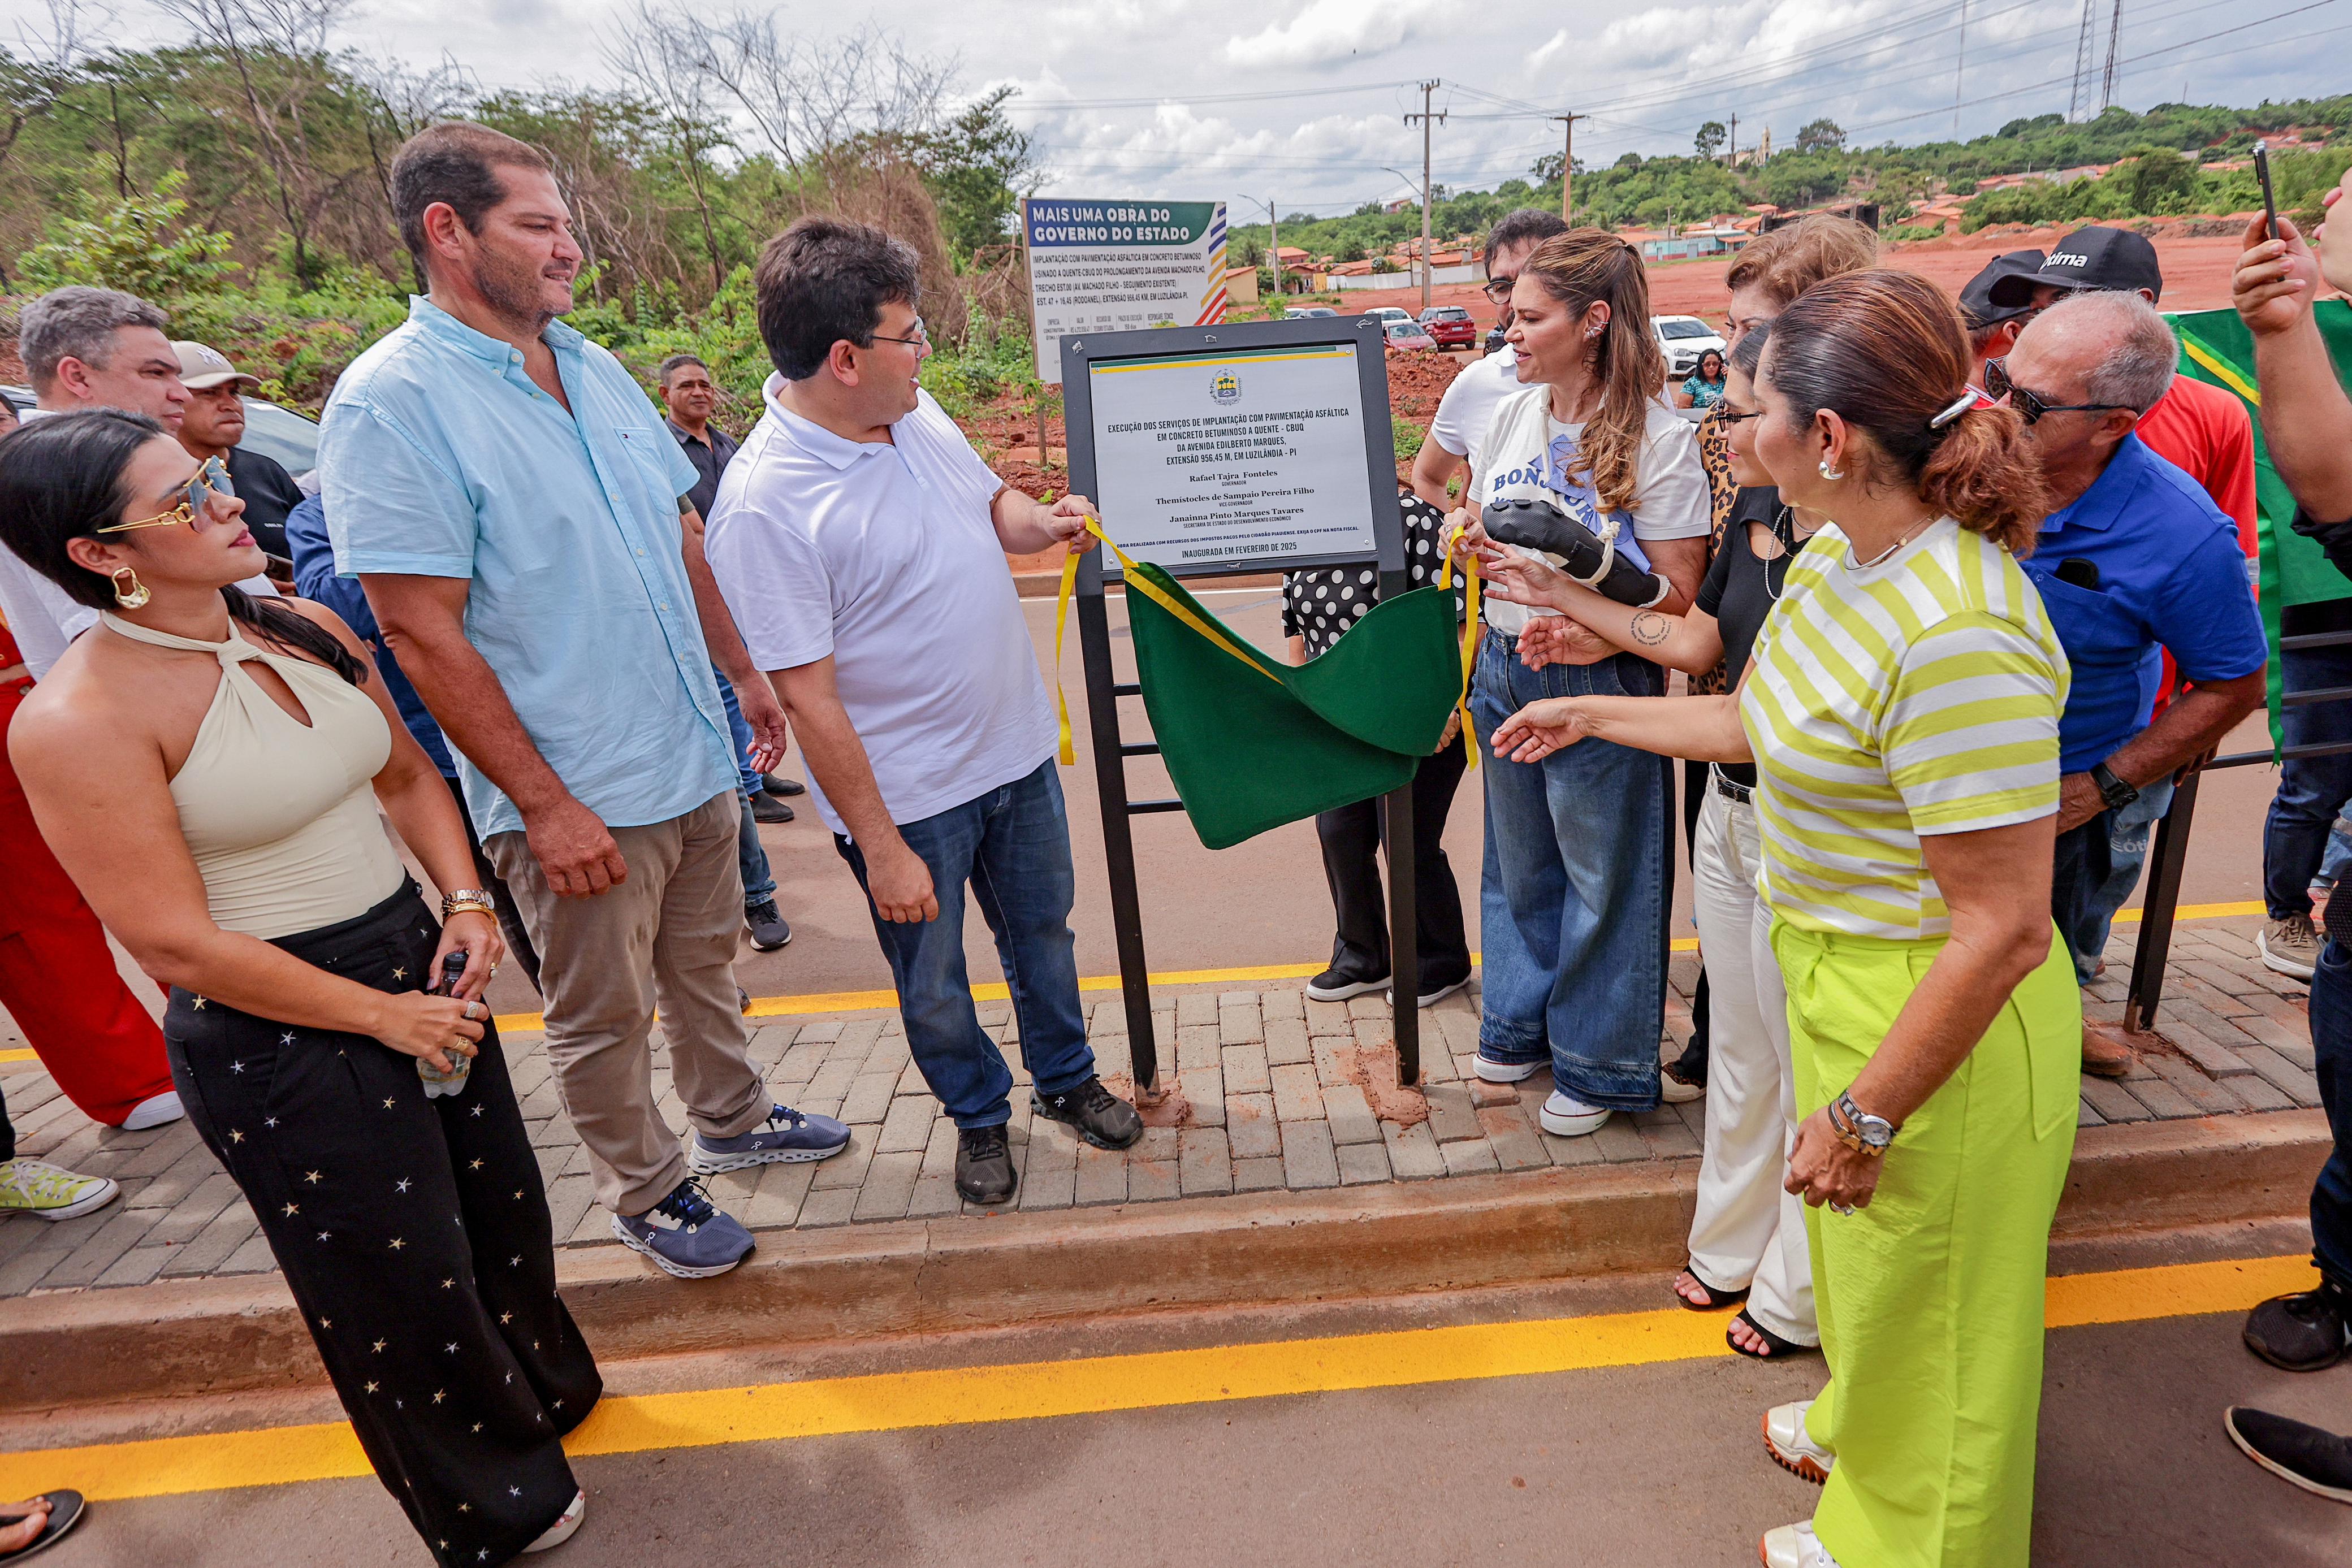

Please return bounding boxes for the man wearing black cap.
[1958,248,2045,398]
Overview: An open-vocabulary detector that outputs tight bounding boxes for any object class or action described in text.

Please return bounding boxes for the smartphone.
[2254,139,2280,242]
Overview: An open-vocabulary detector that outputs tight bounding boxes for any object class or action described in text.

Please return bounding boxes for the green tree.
[1794,118,1844,154]
[913,86,1036,256]
[1695,120,1726,160]
[16,169,237,299]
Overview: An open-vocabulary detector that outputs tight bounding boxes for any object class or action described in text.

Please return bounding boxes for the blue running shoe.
[688,1102,851,1175]
[610,1176,754,1279]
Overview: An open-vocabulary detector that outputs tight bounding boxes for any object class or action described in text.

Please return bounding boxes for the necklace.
[1761,506,1824,601]
[1849,514,1938,570]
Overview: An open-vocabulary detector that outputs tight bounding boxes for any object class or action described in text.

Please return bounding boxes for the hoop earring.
[110,567,150,609]
[1818,460,1845,481]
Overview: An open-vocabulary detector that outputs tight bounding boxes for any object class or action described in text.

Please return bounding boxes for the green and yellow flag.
[2170,300,2352,746]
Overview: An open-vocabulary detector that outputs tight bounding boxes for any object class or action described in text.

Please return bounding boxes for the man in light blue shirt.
[319,122,848,1283]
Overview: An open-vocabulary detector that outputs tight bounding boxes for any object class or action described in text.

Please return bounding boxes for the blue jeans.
[2068,774,2176,982]
[833,759,1094,1129]
[2306,938,2352,1288]
[1469,631,1668,1110]
[715,668,775,908]
[2266,641,2352,920]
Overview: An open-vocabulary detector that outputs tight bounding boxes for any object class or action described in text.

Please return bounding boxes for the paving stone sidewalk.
[0,915,2319,1303]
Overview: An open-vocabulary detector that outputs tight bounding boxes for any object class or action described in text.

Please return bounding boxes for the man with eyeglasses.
[1409,208,1570,511]
[702,215,1145,1210]
[1999,290,2266,1074]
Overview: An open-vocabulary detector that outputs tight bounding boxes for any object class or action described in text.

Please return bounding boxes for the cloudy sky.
[101,0,2352,215]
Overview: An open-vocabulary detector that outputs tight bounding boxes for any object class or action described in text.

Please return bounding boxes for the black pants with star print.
[166,882,603,1567]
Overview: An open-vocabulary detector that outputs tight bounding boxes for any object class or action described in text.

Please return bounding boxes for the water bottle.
[418,949,473,1099]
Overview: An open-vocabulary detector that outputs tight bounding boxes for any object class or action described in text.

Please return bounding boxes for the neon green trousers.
[1771,920,2082,1568]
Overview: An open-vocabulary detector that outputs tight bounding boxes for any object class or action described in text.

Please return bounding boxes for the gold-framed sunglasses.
[97,457,235,534]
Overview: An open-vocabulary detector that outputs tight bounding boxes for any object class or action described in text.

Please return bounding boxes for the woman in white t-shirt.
[1443,229,1711,1139]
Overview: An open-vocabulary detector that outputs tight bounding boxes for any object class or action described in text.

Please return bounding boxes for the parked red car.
[1417,306,1477,349]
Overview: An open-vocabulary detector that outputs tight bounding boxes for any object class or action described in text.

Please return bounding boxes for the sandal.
[0,1492,85,1562]
[1673,1262,1750,1312]
[1728,1308,1817,1361]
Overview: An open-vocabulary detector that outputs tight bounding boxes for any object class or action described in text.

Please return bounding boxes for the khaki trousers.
[488,791,769,1217]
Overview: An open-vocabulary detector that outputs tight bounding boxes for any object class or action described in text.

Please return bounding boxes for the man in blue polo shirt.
[1999,289,2267,1073]
[320,122,849,1281]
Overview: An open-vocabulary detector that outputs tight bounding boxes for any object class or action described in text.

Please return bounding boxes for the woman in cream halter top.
[0,412,599,1565]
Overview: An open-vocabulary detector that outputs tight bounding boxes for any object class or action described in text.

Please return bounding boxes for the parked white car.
[1361,305,1416,327]
[1650,315,1727,379]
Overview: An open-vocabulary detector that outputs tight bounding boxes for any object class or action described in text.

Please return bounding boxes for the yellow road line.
[0,1253,2314,1502]
[0,1050,34,1065]
[483,900,2272,1036]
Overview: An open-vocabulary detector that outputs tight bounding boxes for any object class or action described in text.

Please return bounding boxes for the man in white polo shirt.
[1409,207,1571,510]
[705,216,1144,1207]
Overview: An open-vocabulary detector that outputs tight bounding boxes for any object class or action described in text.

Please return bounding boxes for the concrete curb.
[1,1110,2327,1415]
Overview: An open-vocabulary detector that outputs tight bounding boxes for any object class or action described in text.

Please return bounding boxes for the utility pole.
[1952,0,1968,140]
[2069,0,2097,121]
[1728,111,1737,166]
[1551,112,1587,223]
[2099,0,2124,112]
[1404,81,1446,311]
[1268,197,1280,302]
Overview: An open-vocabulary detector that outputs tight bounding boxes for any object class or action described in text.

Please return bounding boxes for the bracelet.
[443,898,498,921]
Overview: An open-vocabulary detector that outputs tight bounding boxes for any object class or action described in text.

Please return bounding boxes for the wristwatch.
[440,889,498,920]
[2090,761,2139,811]
[1828,1091,1897,1156]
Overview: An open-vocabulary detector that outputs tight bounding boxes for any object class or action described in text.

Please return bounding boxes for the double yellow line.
[0,1252,2315,1502]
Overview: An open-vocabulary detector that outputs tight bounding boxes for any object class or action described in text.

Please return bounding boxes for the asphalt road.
[23,1227,2346,1567]
[475,588,2284,1017]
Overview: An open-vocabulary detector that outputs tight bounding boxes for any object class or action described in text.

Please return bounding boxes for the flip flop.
[1673,1262,1750,1312]
[1728,1308,1818,1361]
[0,1492,85,1562]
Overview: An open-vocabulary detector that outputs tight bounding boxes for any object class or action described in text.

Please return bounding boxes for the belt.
[1711,765,1753,804]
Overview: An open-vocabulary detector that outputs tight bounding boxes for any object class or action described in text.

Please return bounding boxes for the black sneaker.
[1305,965,1387,1003]
[956,1125,1017,1206]
[751,793,795,824]
[761,772,806,798]
[744,898,792,952]
[2245,1277,2351,1371]
[2225,1406,2352,1503]
[1031,1076,1144,1150]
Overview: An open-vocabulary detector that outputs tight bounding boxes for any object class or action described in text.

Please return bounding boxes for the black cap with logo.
[1988,224,2165,307]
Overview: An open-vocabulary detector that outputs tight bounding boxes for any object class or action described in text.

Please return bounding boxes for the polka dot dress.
[1282,492,1466,660]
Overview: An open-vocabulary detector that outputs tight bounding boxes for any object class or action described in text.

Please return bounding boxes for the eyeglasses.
[1717,407,1763,425]
[1983,358,2133,426]
[1481,275,1516,303]
[97,456,235,534]
[870,317,930,349]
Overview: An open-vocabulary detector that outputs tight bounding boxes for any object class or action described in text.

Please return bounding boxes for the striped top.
[1738,517,2068,940]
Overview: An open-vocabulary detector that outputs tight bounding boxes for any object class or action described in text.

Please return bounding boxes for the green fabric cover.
[1121,561,1463,850]
[2170,301,2352,747]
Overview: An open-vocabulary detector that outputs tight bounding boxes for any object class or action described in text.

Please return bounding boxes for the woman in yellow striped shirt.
[1490,270,2079,1568]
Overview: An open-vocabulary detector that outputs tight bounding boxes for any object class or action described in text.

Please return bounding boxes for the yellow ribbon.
[1436,545,1481,771]
[1052,515,1286,766]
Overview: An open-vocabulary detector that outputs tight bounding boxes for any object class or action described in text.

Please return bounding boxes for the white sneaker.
[1538,1089,1611,1136]
[1759,1520,1840,1568]
[522,1489,586,1553]
[1473,1050,1544,1083]
[1763,1398,1835,1483]
[1659,1068,1702,1104]
[121,1091,184,1131]
[0,1158,121,1221]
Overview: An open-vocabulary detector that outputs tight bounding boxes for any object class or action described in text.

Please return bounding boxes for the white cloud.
[1223,0,1421,69]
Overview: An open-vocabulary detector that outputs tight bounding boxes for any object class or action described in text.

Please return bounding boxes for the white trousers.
[1685,778,1817,1345]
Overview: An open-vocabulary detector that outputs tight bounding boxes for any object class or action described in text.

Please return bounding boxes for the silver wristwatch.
[440,888,496,917]
[1830,1091,1897,1156]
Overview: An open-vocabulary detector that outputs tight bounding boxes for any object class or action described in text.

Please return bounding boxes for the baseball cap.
[172,340,260,391]
[2025,226,2164,302]
[1960,249,2046,328]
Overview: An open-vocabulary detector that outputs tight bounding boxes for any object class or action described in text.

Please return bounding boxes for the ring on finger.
[1830,1201,1856,1216]
[463,1000,485,1020]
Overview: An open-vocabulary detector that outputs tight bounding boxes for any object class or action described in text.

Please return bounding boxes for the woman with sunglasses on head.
[1487,271,2077,1568]
[1460,324,1819,1363]
[0,410,600,1566]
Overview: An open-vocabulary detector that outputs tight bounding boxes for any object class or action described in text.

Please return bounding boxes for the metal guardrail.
[2122,628,2352,1030]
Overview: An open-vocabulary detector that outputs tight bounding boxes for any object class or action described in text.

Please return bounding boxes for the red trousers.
[0,680,175,1126]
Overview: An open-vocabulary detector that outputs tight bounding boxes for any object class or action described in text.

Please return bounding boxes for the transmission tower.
[2069,0,2097,120]
[2099,0,2124,112]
